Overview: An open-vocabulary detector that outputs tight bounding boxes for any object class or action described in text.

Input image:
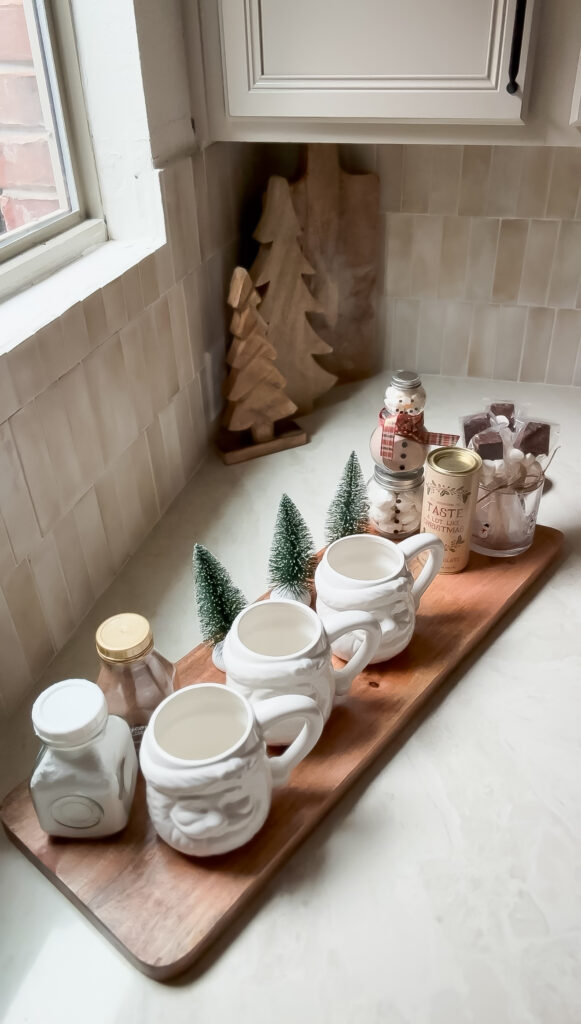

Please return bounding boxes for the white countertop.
[1,375,580,1024]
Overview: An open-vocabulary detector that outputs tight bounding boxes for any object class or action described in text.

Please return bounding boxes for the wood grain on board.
[291,144,380,381]
[1,526,563,980]
[250,175,337,414]
[222,267,298,447]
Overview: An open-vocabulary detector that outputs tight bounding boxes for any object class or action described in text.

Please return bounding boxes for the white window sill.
[0,229,159,356]
[0,219,106,305]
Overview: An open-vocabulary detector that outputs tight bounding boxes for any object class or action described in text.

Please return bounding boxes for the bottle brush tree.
[268,493,316,600]
[193,544,247,649]
[325,451,370,544]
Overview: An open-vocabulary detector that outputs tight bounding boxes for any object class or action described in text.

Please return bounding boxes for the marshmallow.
[507,448,525,463]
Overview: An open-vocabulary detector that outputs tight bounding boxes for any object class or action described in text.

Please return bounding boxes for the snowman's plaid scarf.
[379,409,459,460]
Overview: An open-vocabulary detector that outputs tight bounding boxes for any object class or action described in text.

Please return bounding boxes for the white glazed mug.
[140,683,323,857]
[222,599,382,744]
[315,532,444,664]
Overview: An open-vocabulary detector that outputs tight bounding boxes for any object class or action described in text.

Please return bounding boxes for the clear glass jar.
[30,679,137,838]
[471,478,543,557]
[367,466,424,539]
[369,370,428,472]
[96,613,176,751]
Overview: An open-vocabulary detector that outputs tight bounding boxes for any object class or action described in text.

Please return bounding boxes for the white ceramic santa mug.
[222,599,382,744]
[315,532,444,664]
[140,683,323,857]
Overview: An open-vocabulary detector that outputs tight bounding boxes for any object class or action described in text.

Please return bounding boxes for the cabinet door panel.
[218,0,535,123]
[260,0,493,79]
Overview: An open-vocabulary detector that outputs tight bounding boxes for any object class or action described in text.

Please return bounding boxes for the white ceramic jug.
[315,532,444,664]
[140,683,323,857]
[222,599,382,744]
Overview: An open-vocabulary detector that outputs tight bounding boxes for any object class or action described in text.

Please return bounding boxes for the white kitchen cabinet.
[200,0,537,134]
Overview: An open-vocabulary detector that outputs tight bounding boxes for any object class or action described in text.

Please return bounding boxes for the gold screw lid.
[96,613,154,663]
[427,446,482,475]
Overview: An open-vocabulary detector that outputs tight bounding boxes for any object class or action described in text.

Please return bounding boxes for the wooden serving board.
[1,527,563,980]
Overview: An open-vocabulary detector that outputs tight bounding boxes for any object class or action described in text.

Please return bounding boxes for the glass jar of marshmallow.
[461,402,558,557]
[367,465,424,540]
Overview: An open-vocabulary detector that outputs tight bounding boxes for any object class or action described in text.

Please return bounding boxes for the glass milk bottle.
[96,613,176,752]
[30,679,137,838]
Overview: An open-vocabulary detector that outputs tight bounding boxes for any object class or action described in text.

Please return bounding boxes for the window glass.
[0,0,78,254]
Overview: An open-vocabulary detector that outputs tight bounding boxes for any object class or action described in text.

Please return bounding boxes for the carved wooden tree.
[222,267,297,444]
[291,144,380,381]
[250,175,337,414]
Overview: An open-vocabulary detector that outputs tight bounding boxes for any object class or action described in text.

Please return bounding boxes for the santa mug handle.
[254,694,323,786]
[398,533,444,608]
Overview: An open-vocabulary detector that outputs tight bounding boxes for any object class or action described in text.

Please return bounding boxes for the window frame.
[0,0,105,300]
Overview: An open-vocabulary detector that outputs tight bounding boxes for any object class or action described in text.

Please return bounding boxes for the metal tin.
[420,447,482,573]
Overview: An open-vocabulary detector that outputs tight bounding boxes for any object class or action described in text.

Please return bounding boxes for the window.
[0,0,104,298]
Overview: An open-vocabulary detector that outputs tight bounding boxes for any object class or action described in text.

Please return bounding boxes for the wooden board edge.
[0,820,160,977]
[218,429,308,465]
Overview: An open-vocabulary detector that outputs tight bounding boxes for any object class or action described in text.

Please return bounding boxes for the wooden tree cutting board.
[291,145,381,381]
[250,175,337,414]
[1,527,563,981]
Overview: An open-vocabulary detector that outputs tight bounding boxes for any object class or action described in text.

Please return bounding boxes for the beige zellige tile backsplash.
[519,220,559,306]
[381,144,581,386]
[0,141,261,716]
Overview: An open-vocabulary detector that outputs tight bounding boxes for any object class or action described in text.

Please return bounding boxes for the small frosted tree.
[325,451,370,544]
[193,543,247,668]
[268,494,316,603]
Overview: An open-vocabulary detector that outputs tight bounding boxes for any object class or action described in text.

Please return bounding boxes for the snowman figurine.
[370,370,459,473]
[368,370,460,540]
[369,371,428,472]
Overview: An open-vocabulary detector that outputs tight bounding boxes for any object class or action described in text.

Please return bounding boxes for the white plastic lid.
[31,679,108,748]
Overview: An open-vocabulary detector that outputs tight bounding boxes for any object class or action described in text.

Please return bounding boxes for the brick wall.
[0,0,62,234]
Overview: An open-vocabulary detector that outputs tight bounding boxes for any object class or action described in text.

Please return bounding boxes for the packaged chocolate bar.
[461,401,559,490]
[472,429,504,461]
[482,401,559,456]
[514,419,552,457]
[488,401,516,430]
[460,412,492,446]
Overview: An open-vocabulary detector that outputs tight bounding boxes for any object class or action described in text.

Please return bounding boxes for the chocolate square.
[490,402,516,430]
[515,420,551,457]
[462,412,491,446]
[473,429,504,461]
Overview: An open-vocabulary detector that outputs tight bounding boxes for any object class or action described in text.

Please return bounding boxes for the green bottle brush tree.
[268,493,316,605]
[193,543,247,670]
[325,451,370,545]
